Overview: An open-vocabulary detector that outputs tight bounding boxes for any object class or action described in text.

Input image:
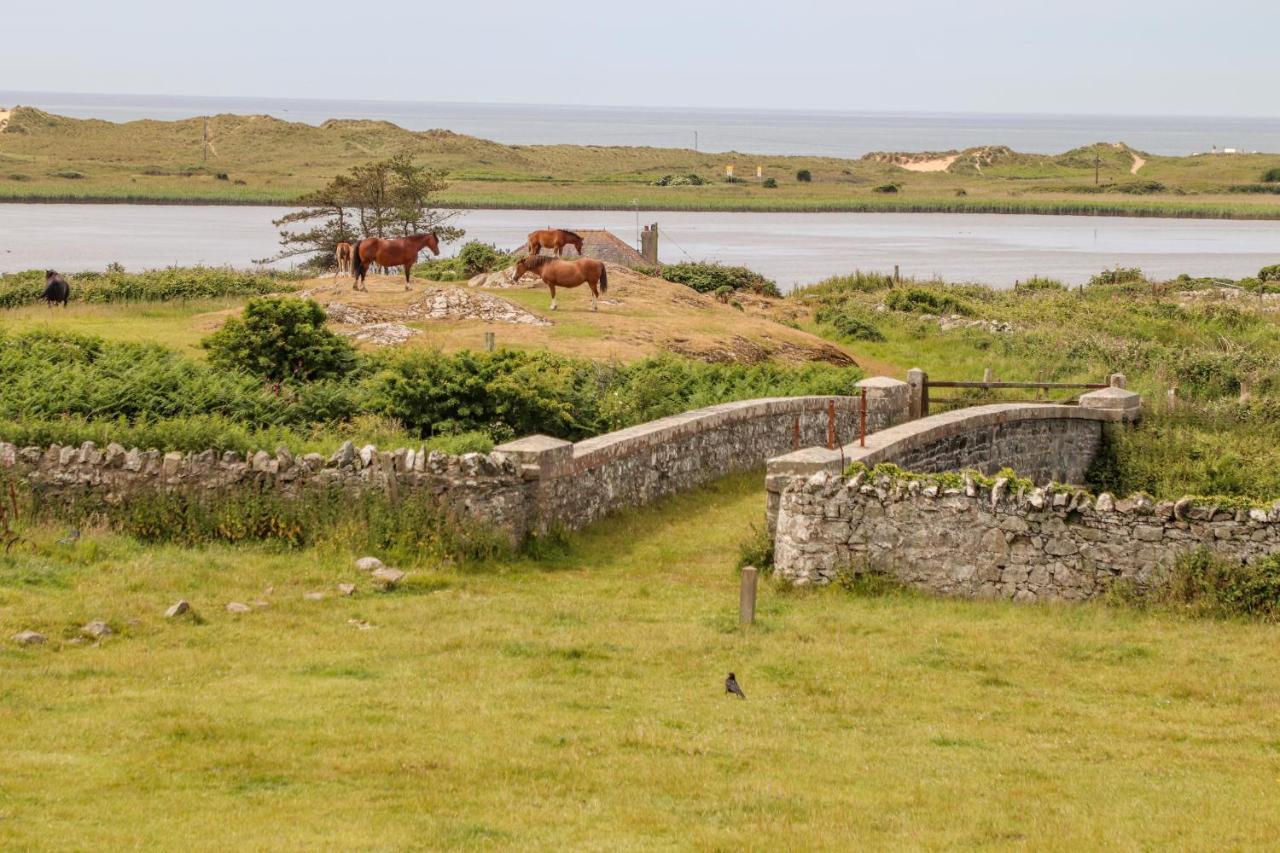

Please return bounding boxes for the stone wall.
[774,469,1280,600]
[0,440,532,543]
[766,401,1132,535]
[496,381,911,531]
[1,380,913,542]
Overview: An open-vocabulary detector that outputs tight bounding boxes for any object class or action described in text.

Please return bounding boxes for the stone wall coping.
[768,403,1114,476]
[855,376,908,390]
[568,395,858,470]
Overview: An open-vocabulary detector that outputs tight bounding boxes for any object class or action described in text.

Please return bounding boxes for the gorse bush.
[1259,264,1280,283]
[658,262,782,298]
[0,266,295,309]
[1262,167,1280,183]
[762,177,778,189]
[203,297,357,383]
[652,174,707,187]
[1017,276,1067,292]
[796,169,812,182]
[457,241,508,275]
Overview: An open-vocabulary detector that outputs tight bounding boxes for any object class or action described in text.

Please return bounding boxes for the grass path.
[2,473,1280,848]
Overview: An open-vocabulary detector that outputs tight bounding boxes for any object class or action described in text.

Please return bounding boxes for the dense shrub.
[653,174,707,186]
[1,329,862,452]
[1088,267,1146,286]
[658,262,781,298]
[872,183,900,193]
[814,307,885,342]
[762,177,778,188]
[0,266,295,309]
[203,298,357,383]
[1144,549,1280,621]
[796,169,811,182]
[884,287,971,316]
[1262,167,1280,183]
[1259,264,1280,283]
[1114,180,1166,195]
[457,241,506,275]
[1017,276,1067,292]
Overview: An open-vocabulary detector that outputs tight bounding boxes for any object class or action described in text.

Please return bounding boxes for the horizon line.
[3,88,1280,124]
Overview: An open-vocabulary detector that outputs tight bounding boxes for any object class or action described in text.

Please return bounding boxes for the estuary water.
[1,204,1276,289]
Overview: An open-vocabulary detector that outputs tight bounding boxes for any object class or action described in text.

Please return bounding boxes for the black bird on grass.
[725,672,746,699]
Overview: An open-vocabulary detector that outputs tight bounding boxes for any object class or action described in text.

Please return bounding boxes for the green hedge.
[0,266,296,308]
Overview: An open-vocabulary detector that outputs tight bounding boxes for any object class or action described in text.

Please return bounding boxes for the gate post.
[907,368,928,419]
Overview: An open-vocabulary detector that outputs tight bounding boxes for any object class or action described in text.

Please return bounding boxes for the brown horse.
[513,255,608,311]
[352,233,440,291]
[334,242,354,278]
[525,229,584,258]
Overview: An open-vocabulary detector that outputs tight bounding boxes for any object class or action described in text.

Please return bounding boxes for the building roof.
[575,229,651,268]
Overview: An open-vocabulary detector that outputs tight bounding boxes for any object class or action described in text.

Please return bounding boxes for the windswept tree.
[261,153,464,269]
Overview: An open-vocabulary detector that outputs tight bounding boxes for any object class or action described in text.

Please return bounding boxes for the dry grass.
[2,472,1280,848]
[3,268,856,367]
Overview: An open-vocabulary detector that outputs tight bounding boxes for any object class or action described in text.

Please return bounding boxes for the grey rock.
[371,567,407,588]
[355,556,384,572]
[165,600,191,618]
[12,630,47,645]
[225,602,252,614]
[337,583,357,596]
[81,620,114,639]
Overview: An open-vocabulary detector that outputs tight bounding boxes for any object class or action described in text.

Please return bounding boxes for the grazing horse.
[351,233,440,291]
[525,228,584,258]
[334,242,354,277]
[42,270,70,307]
[513,255,608,311]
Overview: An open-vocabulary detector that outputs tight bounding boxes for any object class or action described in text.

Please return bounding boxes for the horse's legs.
[404,262,412,291]
[549,283,557,311]
[590,281,598,311]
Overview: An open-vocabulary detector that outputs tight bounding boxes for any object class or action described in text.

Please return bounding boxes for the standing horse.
[513,255,608,311]
[334,242,354,278]
[351,233,440,291]
[42,270,70,307]
[525,229,584,258]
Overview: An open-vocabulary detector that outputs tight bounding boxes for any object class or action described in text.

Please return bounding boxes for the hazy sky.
[6,0,1277,116]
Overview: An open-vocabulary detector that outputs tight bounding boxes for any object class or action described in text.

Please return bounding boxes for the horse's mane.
[522,254,555,270]
[558,229,583,241]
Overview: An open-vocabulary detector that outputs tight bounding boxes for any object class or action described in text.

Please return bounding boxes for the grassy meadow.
[4,473,1280,849]
[4,107,1280,217]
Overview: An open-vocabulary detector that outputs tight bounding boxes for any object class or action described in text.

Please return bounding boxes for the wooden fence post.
[740,566,758,626]
[826,400,836,449]
[484,331,496,352]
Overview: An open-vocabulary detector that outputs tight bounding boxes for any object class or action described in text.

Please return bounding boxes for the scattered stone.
[371,567,407,589]
[337,583,357,597]
[164,600,191,618]
[303,591,327,601]
[81,621,113,639]
[12,630,46,646]
[250,600,270,610]
[225,602,252,614]
[347,618,373,630]
[355,556,385,572]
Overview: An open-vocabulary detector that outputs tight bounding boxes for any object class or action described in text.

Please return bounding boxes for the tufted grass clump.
[1113,548,1280,621]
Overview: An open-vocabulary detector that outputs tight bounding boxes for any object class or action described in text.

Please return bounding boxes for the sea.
[3,90,1280,156]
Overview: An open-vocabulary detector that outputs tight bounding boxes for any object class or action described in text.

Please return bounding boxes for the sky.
[4,0,1278,117]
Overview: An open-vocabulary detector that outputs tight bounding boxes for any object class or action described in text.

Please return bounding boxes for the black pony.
[43,270,70,307]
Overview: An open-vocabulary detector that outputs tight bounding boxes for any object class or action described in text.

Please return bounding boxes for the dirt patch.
[0,109,11,134]
[1130,152,1146,175]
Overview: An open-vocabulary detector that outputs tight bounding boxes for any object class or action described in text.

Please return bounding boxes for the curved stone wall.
[766,403,1124,534]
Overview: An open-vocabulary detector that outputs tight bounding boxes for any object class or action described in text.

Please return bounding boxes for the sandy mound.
[0,108,11,133]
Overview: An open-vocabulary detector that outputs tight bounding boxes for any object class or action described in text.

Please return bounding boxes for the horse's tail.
[599,263,608,294]
[350,240,365,279]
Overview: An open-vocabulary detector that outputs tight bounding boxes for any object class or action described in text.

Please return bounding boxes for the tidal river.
[1,204,1277,289]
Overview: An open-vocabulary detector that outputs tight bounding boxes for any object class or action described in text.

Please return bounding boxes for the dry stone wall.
[774,469,1280,600]
[0,440,532,543]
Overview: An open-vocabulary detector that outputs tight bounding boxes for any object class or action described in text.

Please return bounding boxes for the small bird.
[57,528,80,546]
[725,672,746,699]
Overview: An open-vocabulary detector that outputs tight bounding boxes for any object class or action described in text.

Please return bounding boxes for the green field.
[4,107,1280,217]
[4,473,1280,849]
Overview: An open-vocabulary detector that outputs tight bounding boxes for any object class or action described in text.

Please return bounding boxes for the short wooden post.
[893,264,900,284]
[739,566,758,626]
[859,387,867,447]
[982,367,994,386]
[484,331,496,352]
[792,415,800,450]
[907,368,927,419]
[827,400,836,449]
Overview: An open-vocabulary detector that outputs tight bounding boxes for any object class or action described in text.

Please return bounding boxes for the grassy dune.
[4,107,1280,217]
[4,472,1280,848]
